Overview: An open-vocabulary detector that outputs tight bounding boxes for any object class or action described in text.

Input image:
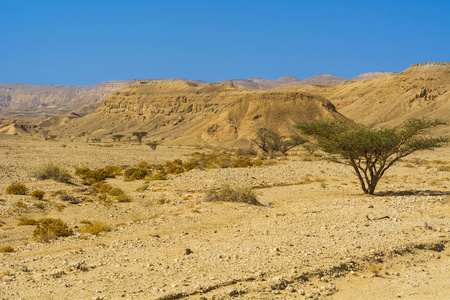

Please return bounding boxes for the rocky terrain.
[0,135,448,299]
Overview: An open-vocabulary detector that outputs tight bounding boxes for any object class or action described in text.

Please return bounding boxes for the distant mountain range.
[0,72,389,119]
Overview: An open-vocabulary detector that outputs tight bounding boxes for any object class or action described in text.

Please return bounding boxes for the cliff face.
[55,81,347,146]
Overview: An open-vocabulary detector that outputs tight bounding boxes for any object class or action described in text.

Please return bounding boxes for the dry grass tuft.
[205,184,262,205]
[79,221,111,235]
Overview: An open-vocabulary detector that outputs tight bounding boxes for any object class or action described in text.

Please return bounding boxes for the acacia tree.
[253,128,307,156]
[132,132,147,145]
[112,134,125,142]
[296,118,448,195]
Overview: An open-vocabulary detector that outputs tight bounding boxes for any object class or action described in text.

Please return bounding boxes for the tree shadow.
[375,190,450,197]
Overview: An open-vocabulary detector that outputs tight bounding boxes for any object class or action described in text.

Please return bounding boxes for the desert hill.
[54,80,347,146]
[350,72,391,80]
[300,74,346,85]
[0,80,137,120]
[282,63,450,134]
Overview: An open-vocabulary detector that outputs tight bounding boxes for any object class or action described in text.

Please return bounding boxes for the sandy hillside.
[49,81,346,147]
[282,63,450,134]
[0,134,449,299]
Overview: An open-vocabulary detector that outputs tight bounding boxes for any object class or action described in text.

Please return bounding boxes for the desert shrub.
[31,190,45,200]
[146,141,159,150]
[34,202,46,210]
[103,165,123,176]
[91,182,112,194]
[18,217,39,225]
[108,187,125,196]
[6,183,28,195]
[231,156,253,168]
[14,200,28,209]
[182,161,198,171]
[149,173,167,181]
[165,160,184,174]
[33,218,73,242]
[205,185,261,205]
[136,184,149,192]
[115,194,132,202]
[34,164,72,183]
[74,166,90,177]
[59,194,82,204]
[78,221,111,235]
[0,246,14,253]
[124,167,147,180]
[136,160,150,169]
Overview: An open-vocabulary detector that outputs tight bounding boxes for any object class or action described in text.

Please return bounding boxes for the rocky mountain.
[53,80,347,146]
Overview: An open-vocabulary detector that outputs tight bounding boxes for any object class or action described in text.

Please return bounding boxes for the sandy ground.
[0,134,449,299]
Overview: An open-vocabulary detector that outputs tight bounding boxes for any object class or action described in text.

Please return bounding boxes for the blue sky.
[1,0,449,86]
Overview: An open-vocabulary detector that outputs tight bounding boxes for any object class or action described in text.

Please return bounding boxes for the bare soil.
[0,135,449,299]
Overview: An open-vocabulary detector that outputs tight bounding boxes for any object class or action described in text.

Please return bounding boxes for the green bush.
[205,185,261,205]
[6,183,28,195]
[31,190,45,200]
[33,218,73,242]
[34,164,72,183]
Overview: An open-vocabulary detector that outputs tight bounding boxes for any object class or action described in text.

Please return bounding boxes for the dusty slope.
[53,81,347,146]
[0,135,448,299]
[282,63,450,133]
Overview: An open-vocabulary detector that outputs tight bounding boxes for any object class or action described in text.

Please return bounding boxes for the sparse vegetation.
[253,128,307,156]
[205,184,261,205]
[124,167,147,180]
[31,190,45,200]
[33,218,73,242]
[0,246,14,253]
[146,141,159,150]
[18,217,39,225]
[6,183,28,195]
[79,221,111,235]
[297,118,449,194]
[132,131,147,145]
[112,134,125,142]
[34,164,72,183]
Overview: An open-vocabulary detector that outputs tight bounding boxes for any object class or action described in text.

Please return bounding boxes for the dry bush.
[0,246,14,253]
[115,194,132,202]
[18,217,38,225]
[437,165,450,172]
[205,185,261,205]
[33,218,73,242]
[124,167,147,181]
[31,190,45,200]
[149,173,167,181]
[79,222,111,235]
[108,187,125,196]
[34,164,72,183]
[6,183,28,195]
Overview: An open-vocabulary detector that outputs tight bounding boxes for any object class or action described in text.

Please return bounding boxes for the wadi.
[0,63,449,299]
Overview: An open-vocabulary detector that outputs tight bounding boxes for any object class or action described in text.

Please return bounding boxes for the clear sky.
[1,0,449,86]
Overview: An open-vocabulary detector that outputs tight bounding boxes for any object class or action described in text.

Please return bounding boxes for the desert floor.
[0,134,449,299]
